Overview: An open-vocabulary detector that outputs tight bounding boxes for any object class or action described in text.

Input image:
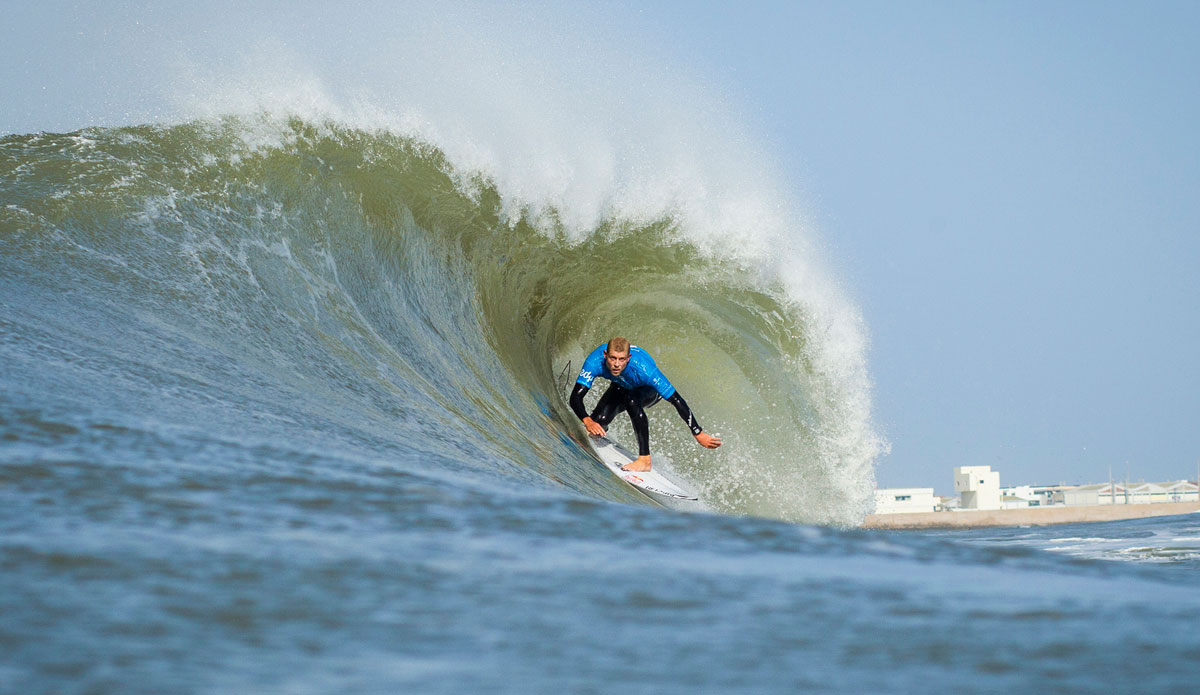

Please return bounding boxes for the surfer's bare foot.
[622,456,652,472]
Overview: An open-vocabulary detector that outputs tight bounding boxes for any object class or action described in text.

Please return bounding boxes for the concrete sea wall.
[863,502,1200,530]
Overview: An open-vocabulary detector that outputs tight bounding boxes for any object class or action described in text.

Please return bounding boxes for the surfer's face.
[604,348,630,376]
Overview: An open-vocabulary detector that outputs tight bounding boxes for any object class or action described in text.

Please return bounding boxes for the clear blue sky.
[625,1,1200,492]
[4,1,1197,494]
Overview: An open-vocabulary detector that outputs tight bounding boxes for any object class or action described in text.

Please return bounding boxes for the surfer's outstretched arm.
[569,383,590,421]
[570,383,607,437]
[666,392,722,449]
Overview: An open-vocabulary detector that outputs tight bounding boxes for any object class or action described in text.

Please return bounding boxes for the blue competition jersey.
[576,344,676,398]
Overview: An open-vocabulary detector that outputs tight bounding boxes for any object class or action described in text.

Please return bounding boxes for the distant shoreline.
[863,501,1200,530]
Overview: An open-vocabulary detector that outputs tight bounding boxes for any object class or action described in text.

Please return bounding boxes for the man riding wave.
[569,337,722,472]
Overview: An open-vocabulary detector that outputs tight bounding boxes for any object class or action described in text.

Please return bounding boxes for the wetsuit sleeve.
[569,383,590,421]
[666,392,704,436]
[576,347,605,388]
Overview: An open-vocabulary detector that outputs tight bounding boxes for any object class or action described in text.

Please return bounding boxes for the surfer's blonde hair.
[607,336,631,354]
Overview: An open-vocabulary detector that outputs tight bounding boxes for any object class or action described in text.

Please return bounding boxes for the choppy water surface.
[3,123,1198,693]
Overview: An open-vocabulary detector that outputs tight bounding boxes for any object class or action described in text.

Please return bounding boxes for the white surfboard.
[589,435,699,501]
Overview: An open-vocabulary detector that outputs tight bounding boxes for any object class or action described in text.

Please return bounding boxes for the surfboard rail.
[588,435,699,501]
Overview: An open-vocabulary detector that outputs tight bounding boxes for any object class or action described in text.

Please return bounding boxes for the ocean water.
[3,121,1199,693]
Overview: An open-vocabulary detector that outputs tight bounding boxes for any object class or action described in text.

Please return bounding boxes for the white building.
[1062,483,1124,505]
[1061,481,1199,506]
[1001,485,1034,509]
[1034,486,1073,506]
[1000,484,1069,508]
[873,487,937,514]
[1000,494,1030,510]
[954,466,1001,510]
[1127,480,1200,503]
[1159,480,1200,502]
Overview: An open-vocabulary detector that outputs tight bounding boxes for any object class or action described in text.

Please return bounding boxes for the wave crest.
[2,117,883,524]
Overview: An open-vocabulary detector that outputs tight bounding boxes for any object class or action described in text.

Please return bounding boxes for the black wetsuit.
[569,383,704,457]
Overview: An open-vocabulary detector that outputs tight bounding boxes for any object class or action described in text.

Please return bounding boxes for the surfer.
[569,337,722,472]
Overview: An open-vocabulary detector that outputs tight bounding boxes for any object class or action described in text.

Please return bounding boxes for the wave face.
[2,117,880,524]
[9,11,1200,694]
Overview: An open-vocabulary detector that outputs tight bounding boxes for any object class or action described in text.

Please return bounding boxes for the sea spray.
[3,117,881,523]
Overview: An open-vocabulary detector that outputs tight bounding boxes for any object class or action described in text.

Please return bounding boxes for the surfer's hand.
[622,455,652,472]
[582,417,606,437]
[695,432,722,449]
